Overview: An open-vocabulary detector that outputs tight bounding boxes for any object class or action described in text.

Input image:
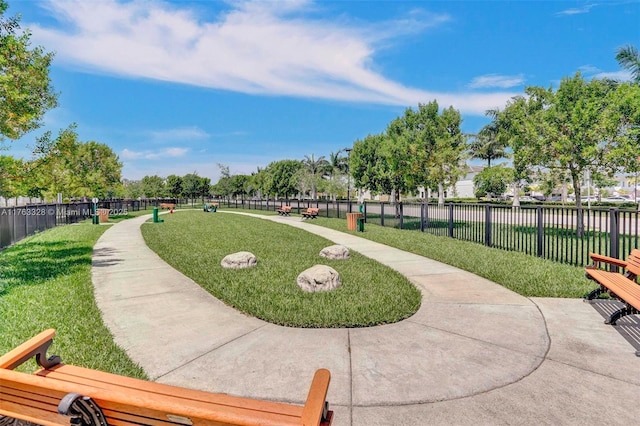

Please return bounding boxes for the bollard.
[152,207,164,223]
[356,217,364,232]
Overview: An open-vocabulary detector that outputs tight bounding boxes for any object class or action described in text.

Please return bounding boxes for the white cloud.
[579,65,633,82]
[555,4,596,16]
[468,74,525,89]
[29,0,516,115]
[592,70,633,81]
[148,126,210,142]
[121,147,188,160]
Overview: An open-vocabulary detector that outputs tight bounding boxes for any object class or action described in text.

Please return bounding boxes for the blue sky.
[4,0,639,182]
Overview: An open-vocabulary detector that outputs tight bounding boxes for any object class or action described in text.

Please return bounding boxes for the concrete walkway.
[91,211,640,425]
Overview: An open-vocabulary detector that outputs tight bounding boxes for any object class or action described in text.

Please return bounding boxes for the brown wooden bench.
[301,208,319,219]
[585,249,640,326]
[0,329,334,426]
[277,206,292,216]
[159,203,175,210]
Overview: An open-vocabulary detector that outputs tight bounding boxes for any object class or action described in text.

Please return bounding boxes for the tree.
[473,166,513,200]
[351,133,396,198]
[498,72,620,235]
[181,173,201,200]
[165,175,183,198]
[424,104,466,204]
[0,0,58,142]
[31,124,122,199]
[140,175,165,199]
[616,44,640,83]
[263,160,302,198]
[123,179,143,199]
[468,118,508,168]
[198,176,210,202]
[75,141,123,198]
[326,150,348,200]
[301,154,329,200]
[0,154,24,197]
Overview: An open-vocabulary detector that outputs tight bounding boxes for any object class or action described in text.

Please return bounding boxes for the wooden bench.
[585,249,640,326]
[277,206,292,216]
[0,329,334,426]
[301,208,319,220]
[159,203,175,210]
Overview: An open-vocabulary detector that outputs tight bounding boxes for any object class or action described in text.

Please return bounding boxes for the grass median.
[0,223,147,377]
[310,216,592,298]
[141,211,421,327]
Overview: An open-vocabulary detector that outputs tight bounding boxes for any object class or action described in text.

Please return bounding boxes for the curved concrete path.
[91,211,640,425]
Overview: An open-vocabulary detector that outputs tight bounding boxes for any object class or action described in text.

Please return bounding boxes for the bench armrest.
[301,369,332,426]
[0,329,61,370]
[589,253,628,269]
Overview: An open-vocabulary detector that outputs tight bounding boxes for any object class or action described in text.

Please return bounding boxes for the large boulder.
[221,251,257,269]
[319,245,350,260]
[297,265,341,292]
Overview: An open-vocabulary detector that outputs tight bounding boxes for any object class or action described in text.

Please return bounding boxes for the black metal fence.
[214,198,640,268]
[0,198,213,251]
[0,203,94,250]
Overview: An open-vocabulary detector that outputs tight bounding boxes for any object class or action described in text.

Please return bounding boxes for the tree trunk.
[512,182,520,208]
[571,171,585,237]
[438,183,444,206]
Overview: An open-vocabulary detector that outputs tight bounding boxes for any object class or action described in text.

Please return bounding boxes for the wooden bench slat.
[37,365,305,418]
[0,401,71,426]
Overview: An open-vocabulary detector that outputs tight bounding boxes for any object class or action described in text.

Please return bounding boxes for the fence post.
[537,206,544,257]
[363,202,367,222]
[484,205,491,246]
[610,208,620,259]
[381,203,385,227]
[420,202,425,232]
[448,203,454,238]
[399,202,404,229]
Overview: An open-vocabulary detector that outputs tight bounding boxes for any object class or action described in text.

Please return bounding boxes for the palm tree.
[616,44,640,83]
[468,121,508,167]
[302,154,330,200]
[325,151,349,200]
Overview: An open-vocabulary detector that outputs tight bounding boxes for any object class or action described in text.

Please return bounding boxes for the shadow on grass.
[0,240,93,295]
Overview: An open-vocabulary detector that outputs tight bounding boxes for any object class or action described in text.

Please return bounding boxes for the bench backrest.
[626,249,640,277]
[307,208,319,213]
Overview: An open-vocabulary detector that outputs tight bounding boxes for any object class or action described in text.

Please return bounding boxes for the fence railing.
[214,198,640,268]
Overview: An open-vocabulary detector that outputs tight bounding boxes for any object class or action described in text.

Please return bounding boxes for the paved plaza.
[91,211,640,425]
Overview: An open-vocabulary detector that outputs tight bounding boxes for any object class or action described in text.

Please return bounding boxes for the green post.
[92,204,99,224]
[152,207,163,223]
[357,217,364,232]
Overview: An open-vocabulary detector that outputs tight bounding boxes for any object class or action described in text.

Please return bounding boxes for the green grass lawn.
[0,224,147,377]
[141,211,421,327]
[310,217,593,298]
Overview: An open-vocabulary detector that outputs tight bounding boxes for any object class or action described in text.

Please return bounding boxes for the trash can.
[97,208,110,223]
[347,212,363,231]
[356,217,365,232]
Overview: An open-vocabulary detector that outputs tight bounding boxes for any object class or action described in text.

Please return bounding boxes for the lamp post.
[344,148,352,213]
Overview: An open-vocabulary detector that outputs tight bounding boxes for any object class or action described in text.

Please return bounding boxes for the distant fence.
[214,198,640,268]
